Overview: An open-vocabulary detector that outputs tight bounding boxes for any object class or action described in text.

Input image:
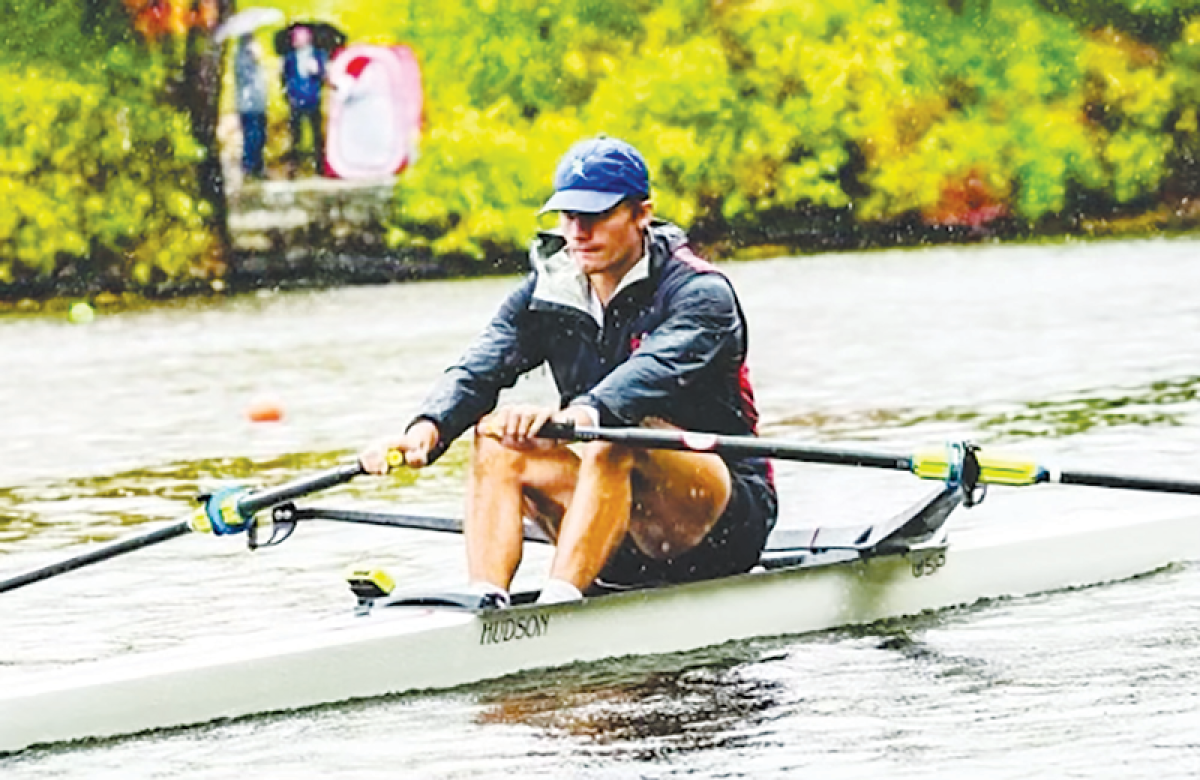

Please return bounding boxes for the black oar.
[0,521,194,594]
[538,422,1200,497]
[0,462,368,594]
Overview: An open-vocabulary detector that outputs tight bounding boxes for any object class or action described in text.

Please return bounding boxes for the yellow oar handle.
[385,449,406,473]
[911,447,1047,487]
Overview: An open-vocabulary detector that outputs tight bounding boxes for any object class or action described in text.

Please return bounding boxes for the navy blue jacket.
[414,221,774,495]
[282,48,326,110]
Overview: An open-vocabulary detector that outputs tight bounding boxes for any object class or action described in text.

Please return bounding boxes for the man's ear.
[635,199,654,229]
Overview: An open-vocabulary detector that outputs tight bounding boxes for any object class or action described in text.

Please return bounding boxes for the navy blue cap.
[540,136,650,214]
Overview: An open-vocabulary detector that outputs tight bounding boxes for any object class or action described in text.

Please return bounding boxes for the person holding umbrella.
[216,8,284,181]
[281,25,329,176]
[234,35,269,179]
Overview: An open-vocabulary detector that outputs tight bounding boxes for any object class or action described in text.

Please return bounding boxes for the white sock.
[537,578,584,605]
[467,580,511,608]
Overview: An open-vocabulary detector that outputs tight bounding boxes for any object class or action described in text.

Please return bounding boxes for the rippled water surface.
[4,238,1200,778]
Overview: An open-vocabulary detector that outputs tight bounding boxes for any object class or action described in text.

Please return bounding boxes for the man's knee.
[471,432,529,476]
[579,441,634,474]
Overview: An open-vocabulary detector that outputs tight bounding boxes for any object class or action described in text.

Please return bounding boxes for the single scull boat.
[3,427,1200,753]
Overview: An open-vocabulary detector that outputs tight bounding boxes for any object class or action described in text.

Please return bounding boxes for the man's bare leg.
[550,442,733,590]
[464,433,579,591]
[466,429,734,597]
[547,442,635,590]
[624,447,733,561]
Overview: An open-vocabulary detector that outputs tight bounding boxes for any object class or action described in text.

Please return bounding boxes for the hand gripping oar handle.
[0,462,370,594]
[538,422,1200,496]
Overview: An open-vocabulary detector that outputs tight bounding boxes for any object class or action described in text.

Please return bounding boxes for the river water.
[3,237,1200,777]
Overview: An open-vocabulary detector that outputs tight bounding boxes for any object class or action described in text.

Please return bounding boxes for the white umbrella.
[215,7,285,43]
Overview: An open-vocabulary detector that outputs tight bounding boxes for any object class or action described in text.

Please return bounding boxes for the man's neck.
[587,246,648,307]
[587,270,626,307]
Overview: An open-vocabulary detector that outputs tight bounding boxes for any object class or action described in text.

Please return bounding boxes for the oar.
[0,462,369,594]
[0,521,193,594]
[537,422,1200,496]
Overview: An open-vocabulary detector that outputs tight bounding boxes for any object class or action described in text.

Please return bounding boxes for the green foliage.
[1080,30,1178,204]
[888,0,1097,220]
[8,0,1200,291]
[389,102,581,257]
[360,0,1200,259]
[1166,17,1200,190]
[0,1,212,291]
[1039,0,1200,44]
[726,0,941,220]
[342,0,649,119]
[0,10,211,290]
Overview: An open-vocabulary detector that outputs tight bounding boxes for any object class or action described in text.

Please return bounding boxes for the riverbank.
[2,177,1199,312]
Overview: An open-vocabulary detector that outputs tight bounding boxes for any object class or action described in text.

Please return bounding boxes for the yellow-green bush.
[0,56,211,288]
[361,0,1200,259]
[0,2,214,293]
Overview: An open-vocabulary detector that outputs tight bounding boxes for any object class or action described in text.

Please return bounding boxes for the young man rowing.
[360,136,776,606]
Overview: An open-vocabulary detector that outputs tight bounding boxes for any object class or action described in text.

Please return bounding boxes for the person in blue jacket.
[360,137,777,607]
[281,26,327,175]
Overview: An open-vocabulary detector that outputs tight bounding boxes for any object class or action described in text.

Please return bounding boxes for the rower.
[359,136,778,608]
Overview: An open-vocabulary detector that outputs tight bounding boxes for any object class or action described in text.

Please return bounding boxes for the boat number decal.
[911,550,946,578]
[479,613,551,645]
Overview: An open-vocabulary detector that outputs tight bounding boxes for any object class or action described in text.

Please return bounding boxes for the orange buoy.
[247,397,284,423]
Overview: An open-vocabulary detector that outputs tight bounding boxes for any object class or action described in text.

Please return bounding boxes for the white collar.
[531,237,650,324]
[587,252,649,324]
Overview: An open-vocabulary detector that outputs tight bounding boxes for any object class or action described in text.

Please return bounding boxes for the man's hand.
[359,419,440,474]
[477,404,596,449]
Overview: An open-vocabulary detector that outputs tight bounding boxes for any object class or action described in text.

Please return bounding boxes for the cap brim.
[539,189,625,215]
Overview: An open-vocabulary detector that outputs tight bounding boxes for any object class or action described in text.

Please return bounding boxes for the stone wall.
[229,177,407,286]
[224,176,525,291]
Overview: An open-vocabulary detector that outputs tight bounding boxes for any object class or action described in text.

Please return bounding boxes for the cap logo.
[571,158,587,178]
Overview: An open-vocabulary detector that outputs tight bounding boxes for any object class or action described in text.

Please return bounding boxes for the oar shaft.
[0,521,191,594]
[1057,470,1200,496]
[542,423,911,472]
[3,462,368,594]
[237,463,365,516]
[542,423,1200,497]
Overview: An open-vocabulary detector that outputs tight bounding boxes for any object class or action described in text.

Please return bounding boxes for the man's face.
[559,200,651,277]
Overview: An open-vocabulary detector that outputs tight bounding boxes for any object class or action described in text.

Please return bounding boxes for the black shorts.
[594,468,778,590]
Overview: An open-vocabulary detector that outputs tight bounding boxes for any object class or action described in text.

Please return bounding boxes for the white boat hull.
[3,510,1200,753]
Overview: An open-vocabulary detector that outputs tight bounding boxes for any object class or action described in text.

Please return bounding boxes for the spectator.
[281,26,328,176]
[234,36,268,180]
